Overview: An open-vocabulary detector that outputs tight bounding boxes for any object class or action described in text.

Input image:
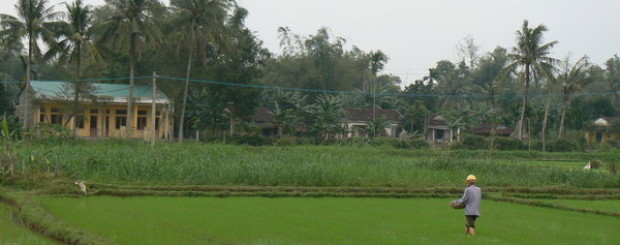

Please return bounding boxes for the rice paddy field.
[535,199,620,213]
[2,140,620,244]
[36,197,620,245]
[0,203,57,245]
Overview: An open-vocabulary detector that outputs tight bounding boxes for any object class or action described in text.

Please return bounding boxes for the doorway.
[90,116,98,137]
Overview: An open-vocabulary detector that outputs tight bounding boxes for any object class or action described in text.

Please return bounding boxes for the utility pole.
[372,76,376,138]
[151,72,157,146]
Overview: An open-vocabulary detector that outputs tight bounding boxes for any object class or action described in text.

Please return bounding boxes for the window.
[138,110,147,116]
[137,117,147,130]
[155,118,160,130]
[115,110,127,115]
[51,114,63,125]
[75,115,85,129]
[115,116,127,129]
[90,109,99,114]
[51,108,62,125]
[39,114,46,123]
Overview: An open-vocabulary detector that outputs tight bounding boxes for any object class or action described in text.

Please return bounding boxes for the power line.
[3,75,620,99]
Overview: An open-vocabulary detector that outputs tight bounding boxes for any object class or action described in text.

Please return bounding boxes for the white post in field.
[151,72,157,146]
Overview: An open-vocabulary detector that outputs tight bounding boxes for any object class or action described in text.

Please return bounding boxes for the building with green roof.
[17,80,173,139]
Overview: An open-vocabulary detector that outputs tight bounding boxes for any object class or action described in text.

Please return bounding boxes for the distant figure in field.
[452,175,481,236]
[74,181,87,195]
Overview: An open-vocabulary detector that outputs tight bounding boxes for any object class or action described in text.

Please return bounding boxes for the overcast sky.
[2,0,619,85]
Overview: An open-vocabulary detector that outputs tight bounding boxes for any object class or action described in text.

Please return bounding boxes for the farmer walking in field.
[452,175,481,236]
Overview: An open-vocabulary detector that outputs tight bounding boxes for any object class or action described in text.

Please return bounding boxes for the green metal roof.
[30,80,169,100]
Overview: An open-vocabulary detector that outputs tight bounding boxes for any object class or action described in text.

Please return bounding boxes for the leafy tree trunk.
[178,50,193,142]
[558,89,570,139]
[541,93,551,152]
[517,65,531,140]
[126,33,137,138]
[23,34,33,128]
[71,43,82,138]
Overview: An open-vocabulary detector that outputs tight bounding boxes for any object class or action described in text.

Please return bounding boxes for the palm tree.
[368,50,387,138]
[46,0,101,79]
[505,20,558,140]
[434,61,473,111]
[541,70,558,152]
[557,56,594,138]
[95,0,163,137]
[603,55,620,107]
[45,0,102,134]
[0,0,59,127]
[170,0,232,142]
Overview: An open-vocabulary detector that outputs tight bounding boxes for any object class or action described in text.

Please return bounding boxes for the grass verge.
[0,188,113,245]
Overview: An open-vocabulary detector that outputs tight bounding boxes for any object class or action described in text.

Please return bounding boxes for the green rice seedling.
[0,203,56,245]
[38,196,620,245]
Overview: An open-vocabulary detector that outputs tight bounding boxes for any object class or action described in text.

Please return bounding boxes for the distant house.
[584,117,620,144]
[471,123,513,137]
[426,115,460,143]
[250,107,402,138]
[16,80,173,139]
[251,107,278,136]
[343,108,401,138]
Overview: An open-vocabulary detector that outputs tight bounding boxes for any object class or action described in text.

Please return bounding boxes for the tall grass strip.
[0,189,114,245]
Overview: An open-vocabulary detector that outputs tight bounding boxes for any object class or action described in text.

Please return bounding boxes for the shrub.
[546,139,579,152]
[368,137,397,147]
[391,139,429,149]
[409,139,430,149]
[230,135,272,146]
[31,123,71,139]
[297,137,317,145]
[457,135,488,150]
[276,136,298,146]
[493,137,525,151]
[608,161,618,174]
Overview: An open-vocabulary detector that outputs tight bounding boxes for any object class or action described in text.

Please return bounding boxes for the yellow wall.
[34,102,173,139]
[584,130,620,144]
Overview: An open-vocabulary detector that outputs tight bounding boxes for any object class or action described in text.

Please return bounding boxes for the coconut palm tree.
[45,0,103,134]
[0,0,59,127]
[95,0,163,137]
[170,0,232,142]
[368,50,387,138]
[557,56,595,139]
[46,0,102,79]
[540,70,558,152]
[505,20,558,140]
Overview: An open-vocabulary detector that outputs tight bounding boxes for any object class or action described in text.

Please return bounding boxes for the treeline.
[1,0,620,146]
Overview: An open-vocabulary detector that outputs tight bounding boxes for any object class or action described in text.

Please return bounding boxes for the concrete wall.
[33,102,173,139]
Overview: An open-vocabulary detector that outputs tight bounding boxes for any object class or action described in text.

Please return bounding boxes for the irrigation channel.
[2,184,620,245]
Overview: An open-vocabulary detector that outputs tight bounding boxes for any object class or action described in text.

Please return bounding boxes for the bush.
[31,123,71,139]
[230,135,272,146]
[391,139,429,149]
[493,137,525,151]
[344,137,369,146]
[608,161,618,174]
[409,139,430,149]
[546,139,579,152]
[368,137,398,147]
[275,136,298,146]
[457,135,488,150]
